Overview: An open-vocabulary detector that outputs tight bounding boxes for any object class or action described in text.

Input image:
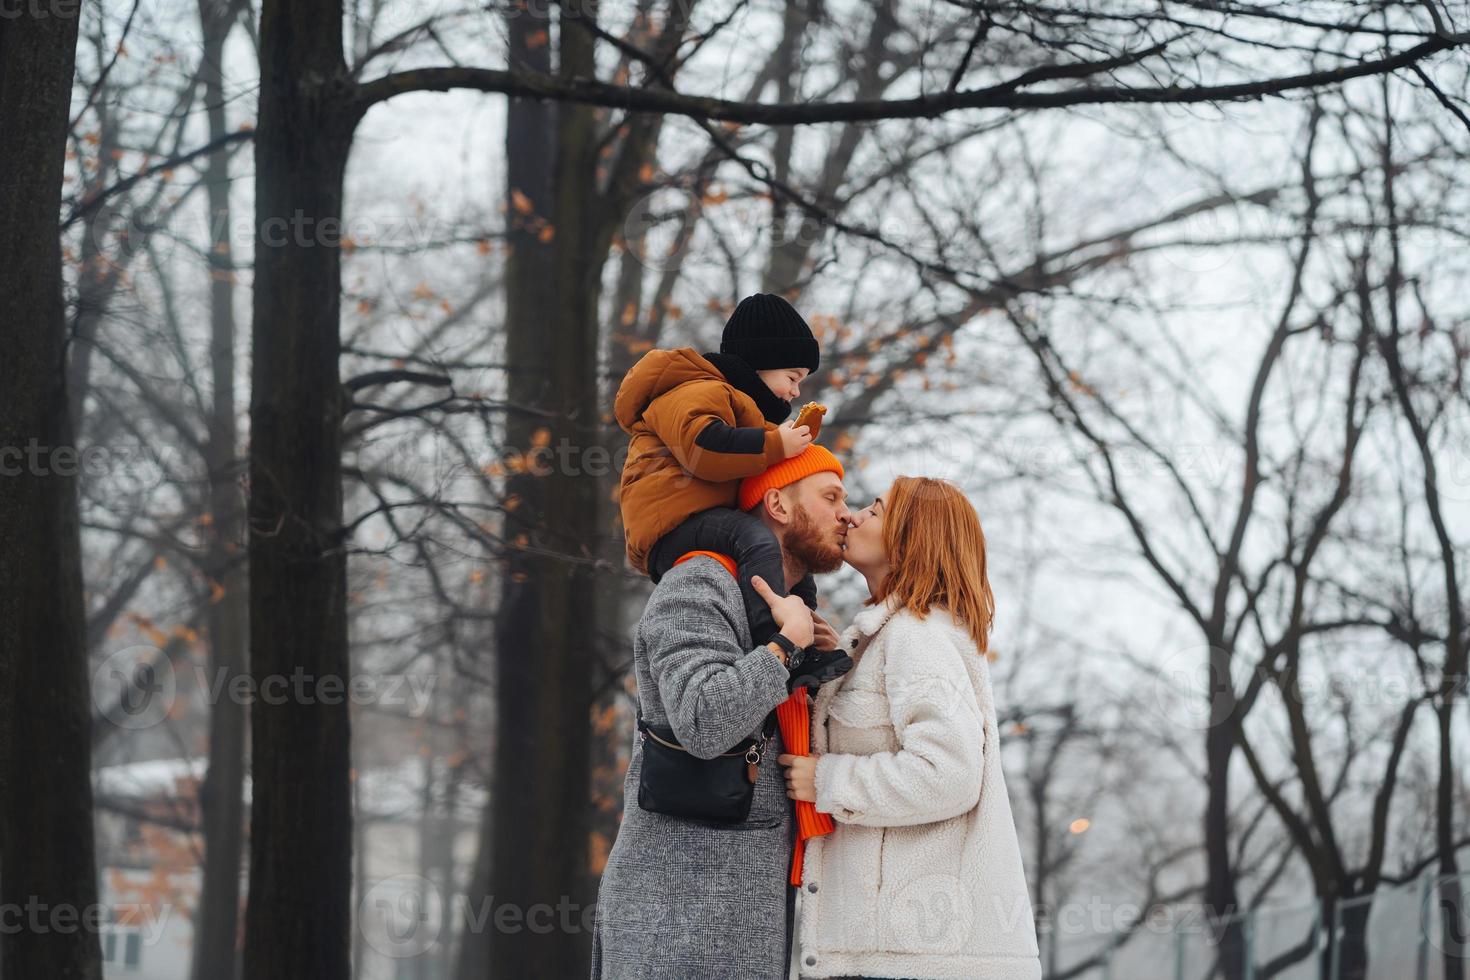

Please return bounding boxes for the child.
[614,293,850,688]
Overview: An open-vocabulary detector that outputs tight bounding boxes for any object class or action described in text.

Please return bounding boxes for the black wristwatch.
[766,632,799,668]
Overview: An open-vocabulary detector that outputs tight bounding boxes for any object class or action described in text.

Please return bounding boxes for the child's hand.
[779,420,814,457]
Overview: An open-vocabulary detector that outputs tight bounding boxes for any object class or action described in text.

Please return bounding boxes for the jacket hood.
[614,347,726,433]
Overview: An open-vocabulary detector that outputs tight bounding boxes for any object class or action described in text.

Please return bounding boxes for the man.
[591,445,852,980]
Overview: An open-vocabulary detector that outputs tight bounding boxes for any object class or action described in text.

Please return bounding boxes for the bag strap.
[761,707,778,740]
[636,708,778,755]
[669,547,780,748]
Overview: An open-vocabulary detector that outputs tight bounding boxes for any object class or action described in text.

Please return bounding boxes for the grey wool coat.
[591,556,796,980]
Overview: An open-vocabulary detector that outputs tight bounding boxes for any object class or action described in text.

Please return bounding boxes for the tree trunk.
[760,0,899,297]
[451,8,555,978]
[0,6,104,980]
[426,677,468,980]
[351,770,367,980]
[191,4,250,979]
[497,4,599,973]
[241,1,356,977]
[1316,894,1368,980]
[454,4,606,977]
[1204,643,1244,980]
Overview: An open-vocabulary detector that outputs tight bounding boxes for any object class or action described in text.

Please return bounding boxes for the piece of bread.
[795,401,827,439]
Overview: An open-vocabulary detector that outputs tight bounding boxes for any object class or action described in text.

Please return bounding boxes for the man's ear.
[762,486,792,526]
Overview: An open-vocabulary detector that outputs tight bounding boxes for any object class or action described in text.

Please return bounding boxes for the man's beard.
[783,504,845,575]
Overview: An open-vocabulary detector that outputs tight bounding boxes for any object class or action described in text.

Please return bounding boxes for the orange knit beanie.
[738,444,845,511]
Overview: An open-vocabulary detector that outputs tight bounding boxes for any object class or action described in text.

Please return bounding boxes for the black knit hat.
[719,293,820,373]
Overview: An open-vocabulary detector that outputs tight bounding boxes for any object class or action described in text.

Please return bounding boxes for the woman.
[777,477,1043,980]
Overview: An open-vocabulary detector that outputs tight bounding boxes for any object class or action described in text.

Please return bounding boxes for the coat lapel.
[842,599,901,644]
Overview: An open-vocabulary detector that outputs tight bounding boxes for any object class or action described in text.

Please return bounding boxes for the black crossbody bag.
[635,709,778,823]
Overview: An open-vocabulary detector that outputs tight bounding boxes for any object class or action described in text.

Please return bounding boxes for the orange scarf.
[776,687,835,884]
[674,551,837,884]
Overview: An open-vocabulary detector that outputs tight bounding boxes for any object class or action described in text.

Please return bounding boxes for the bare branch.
[354,35,1463,122]
[62,128,255,229]
[343,369,453,392]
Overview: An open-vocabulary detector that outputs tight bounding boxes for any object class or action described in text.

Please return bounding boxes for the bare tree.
[0,4,103,979]
[192,3,252,978]
[1367,63,1469,979]
[228,2,1468,977]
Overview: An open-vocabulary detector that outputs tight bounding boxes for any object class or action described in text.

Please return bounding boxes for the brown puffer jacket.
[615,348,786,574]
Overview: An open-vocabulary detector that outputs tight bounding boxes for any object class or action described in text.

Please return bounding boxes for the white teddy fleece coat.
[797,600,1043,980]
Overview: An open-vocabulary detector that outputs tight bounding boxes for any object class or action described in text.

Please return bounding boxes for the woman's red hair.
[870,476,996,655]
